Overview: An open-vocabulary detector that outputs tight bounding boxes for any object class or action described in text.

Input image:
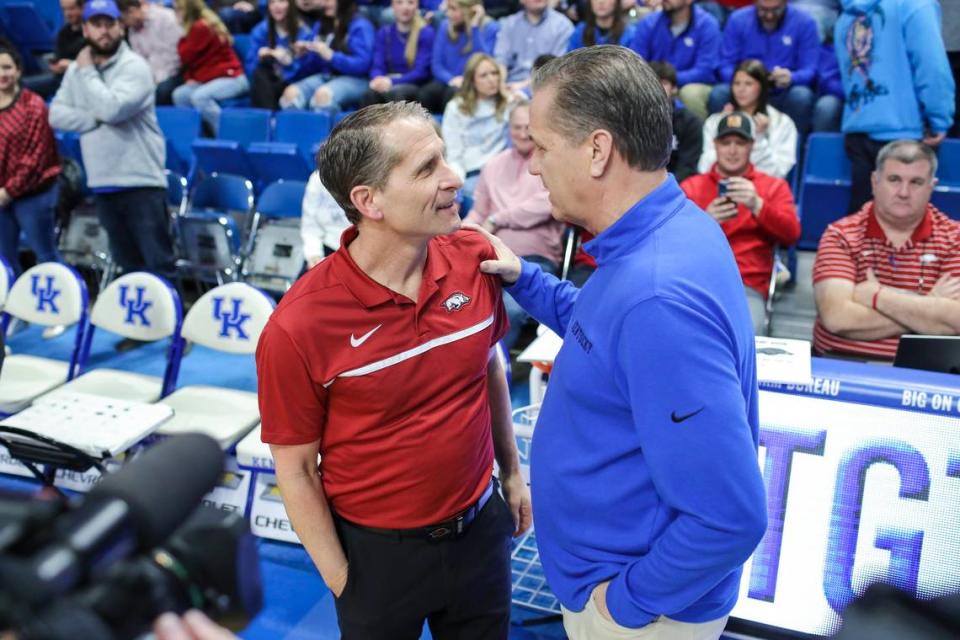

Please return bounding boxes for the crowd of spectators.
[2,0,959,361]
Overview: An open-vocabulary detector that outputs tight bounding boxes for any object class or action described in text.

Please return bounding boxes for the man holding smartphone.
[680,112,800,333]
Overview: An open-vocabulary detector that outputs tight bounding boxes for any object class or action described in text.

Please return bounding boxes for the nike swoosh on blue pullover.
[506,176,768,628]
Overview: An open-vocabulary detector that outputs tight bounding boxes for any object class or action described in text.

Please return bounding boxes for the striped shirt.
[812,202,960,359]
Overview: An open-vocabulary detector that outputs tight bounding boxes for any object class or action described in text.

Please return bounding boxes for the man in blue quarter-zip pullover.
[472,45,768,640]
[835,0,954,214]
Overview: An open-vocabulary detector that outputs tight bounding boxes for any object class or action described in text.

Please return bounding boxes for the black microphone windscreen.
[89,433,224,549]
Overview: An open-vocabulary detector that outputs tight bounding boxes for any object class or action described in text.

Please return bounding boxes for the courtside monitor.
[894,336,960,375]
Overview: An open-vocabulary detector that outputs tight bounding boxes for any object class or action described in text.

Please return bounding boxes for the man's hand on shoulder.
[462,222,522,284]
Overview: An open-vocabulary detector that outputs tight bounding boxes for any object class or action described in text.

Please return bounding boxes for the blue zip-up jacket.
[835,0,954,138]
[566,21,636,51]
[245,20,313,81]
[507,176,768,628]
[370,23,435,84]
[299,16,375,78]
[817,40,843,98]
[431,19,498,84]
[719,5,819,86]
[630,6,720,86]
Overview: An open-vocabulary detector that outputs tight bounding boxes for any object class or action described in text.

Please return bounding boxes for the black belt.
[344,479,496,542]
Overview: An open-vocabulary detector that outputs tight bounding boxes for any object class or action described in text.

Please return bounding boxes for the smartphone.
[718,179,729,198]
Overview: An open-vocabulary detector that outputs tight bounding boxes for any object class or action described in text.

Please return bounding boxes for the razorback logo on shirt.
[442,292,471,312]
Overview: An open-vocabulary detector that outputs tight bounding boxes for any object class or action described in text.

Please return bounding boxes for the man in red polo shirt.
[255,102,531,639]
[813,139,960,360]
[681,112,800,334]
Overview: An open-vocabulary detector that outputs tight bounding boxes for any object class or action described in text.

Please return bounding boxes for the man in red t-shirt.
[681,112,800,334]
[813,140,960,360]
[255,102,531,639]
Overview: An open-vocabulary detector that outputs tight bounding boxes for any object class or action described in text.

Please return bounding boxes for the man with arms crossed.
[473,46,768,639]
[813,140,960,360]
[256,102,531,640]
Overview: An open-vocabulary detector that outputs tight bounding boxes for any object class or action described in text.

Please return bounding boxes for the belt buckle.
[427,523,453,541]
[426,514,465,541]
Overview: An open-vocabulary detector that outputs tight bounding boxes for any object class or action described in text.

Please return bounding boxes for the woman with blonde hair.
[441,52,511,202]
[359,0,434,105]
[172,0,249,133]
[418,0,498,113]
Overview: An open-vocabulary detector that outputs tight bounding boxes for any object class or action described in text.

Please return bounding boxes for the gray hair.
[317,101,433,225]
[875,139,938,178]
[531,45,673,171]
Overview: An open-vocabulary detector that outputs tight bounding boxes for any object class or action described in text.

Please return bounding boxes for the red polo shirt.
[256,228,507,528]
[681,164,800,297]
[813,202,960,359]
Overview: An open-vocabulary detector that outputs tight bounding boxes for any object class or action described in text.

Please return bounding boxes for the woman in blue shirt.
[248,0,312,108]
[567,0,634,51]
[418,0,497,113]
[358,0,435,106]
[280,0,375,113]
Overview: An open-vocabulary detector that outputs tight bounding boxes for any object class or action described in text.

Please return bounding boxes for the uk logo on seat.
[213,297,251,340]
[119,285,153,326]
[31,275,61,313]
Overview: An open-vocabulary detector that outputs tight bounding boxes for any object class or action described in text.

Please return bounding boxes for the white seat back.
[181,282,275,354]
[90,272,182,341]
[3,263,88,327]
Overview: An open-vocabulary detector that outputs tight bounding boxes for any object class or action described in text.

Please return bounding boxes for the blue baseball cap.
[83,0,121,21]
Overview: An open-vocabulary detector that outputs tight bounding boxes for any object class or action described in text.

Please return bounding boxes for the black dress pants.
[332,487,515,640]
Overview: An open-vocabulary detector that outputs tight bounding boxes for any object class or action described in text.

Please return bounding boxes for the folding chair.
[177,174,255,284]
[242,180,307,293]
[0,263,89,415]
[40,272,184,402]
[155,282,275,449]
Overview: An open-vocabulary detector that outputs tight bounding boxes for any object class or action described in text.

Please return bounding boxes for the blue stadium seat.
[273,111,332,166]
[192,139,257,181]
[219,108,272,146]
[0,3,54,52]
[54,130,83,168]
[243,180,307,292]
[797,133,850,249]
[177,174,255,284]
[932,139,960,220]
[192,108,272,180]
[232,34,252,66]
[247,142,312,186]
[190,173,255,218]
[255,179,307,219]
[156,106,202,180]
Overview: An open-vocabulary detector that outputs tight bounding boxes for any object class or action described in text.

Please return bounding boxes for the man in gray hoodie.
[50,0,175,281]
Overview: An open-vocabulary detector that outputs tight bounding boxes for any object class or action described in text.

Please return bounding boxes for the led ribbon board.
[731,390,960,635]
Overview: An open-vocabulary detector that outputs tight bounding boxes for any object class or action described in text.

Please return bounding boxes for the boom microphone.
[11,433,224,604]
